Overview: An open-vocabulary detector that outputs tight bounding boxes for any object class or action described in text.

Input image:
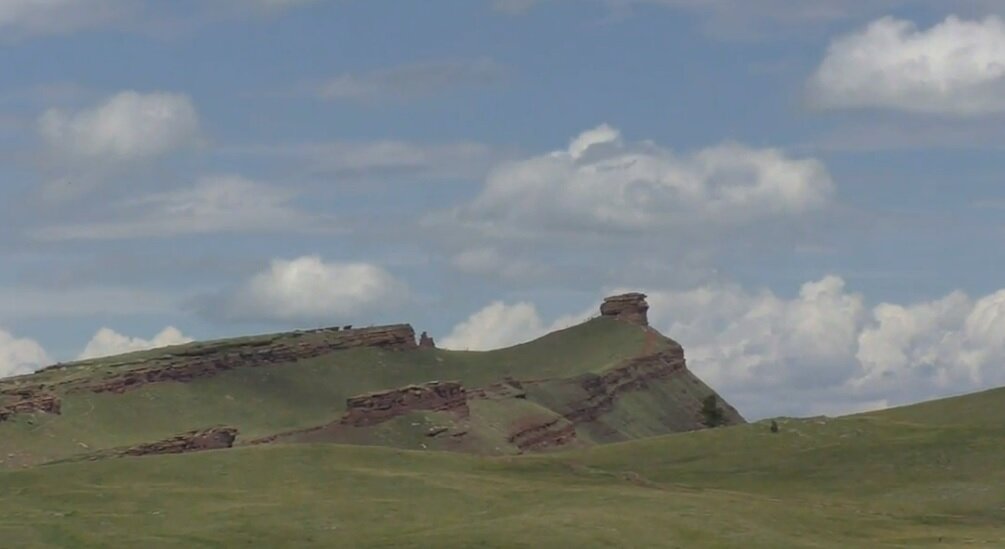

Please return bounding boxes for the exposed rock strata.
[0,388,61,422]
[507,417,577,451]
[67,325,416,395]
[600,293,650,326]
[121,427,238,457]
[341,381,468,427]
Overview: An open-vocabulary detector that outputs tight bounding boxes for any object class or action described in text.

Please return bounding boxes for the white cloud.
[38,90,201,166]
[211,255,408,323]
[447,124,833,236]
[0,328,50,378]
[0,0,127,37]
[638,277,1005,418]
[78,326,192,360]
[808,16,1005,115]
[318,58,506,102]
[441,301,589,351]
[34,174,329,240]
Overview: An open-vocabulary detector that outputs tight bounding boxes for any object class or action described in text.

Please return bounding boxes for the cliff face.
[600,293,650,326]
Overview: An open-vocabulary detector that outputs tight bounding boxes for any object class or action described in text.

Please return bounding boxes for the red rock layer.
[340,381,468,427]
[0,387,61,422]
[62,324,417,395]
[120,427,238,457]
[599,293,650,326]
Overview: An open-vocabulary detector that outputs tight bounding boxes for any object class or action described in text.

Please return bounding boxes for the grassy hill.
[3,302,1001,547]
[0,314,740,467]
[2,387,1005,547]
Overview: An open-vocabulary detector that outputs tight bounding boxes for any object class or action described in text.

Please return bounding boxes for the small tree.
[770,420,779,433]
[701,395,725,428]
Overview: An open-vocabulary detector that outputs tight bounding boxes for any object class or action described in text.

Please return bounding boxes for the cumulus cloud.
[0,329,50,378]
[317,59,507,102]
[440,301,589,351]
[78,326,193,360]
[38,90,201,166]
[207,255,409,323]
[637,277,1005,418]
[34,174,329,240]
[808,16,1005,115]
[445,124,833,236]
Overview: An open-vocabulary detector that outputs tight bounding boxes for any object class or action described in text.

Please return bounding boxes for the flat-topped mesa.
[600,293,649,326]
[26,324,420,399]
[418,331,436,349]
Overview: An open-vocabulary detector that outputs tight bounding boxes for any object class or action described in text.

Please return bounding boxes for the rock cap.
[600,293,649,326]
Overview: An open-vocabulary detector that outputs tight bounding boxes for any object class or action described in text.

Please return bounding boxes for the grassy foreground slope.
[3,388,1005,547]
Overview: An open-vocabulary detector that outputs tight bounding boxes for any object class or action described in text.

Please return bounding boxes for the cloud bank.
[0,329,50,378]
[809,16,1005,115]
[79,326,193,360]
[447,124,833,236]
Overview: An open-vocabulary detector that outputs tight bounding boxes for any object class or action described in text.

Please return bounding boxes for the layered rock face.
[121,427,238,457]
[65,325,415,395]
[341,381,468,427]
[0,387,61,422]
[600,293,650,326]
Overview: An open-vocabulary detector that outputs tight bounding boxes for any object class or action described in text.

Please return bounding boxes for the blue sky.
[2,0,1005,419]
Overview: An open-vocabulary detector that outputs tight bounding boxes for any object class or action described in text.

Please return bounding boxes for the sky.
[2,0,1005,419]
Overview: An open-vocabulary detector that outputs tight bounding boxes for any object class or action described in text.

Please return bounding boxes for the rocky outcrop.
[567,347,686,423]
[57,324,417,396]
[121,427,238,457]
[507,417,577,451]
[418,331,436,349]
[341,381,468,427]
[500,345,743,452]
[0,388,61,422]
[600,293,649,326]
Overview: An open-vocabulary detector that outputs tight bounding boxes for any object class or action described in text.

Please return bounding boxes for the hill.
[2,386,1005,546]
[0,293,742,467]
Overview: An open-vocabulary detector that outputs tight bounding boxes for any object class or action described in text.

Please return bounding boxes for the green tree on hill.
[701,395,725,427]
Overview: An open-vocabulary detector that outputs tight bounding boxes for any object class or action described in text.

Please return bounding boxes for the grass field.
[3,318,1003,547]
[3,387,1005,547]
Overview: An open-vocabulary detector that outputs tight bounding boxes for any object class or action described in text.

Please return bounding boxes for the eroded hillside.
[0,294,742,467]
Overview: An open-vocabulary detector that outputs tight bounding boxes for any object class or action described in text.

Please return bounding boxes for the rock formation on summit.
[418,331,436,349]
[600,293,649,326]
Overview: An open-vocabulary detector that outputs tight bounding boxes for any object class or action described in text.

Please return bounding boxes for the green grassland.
[3,318,1003,547]
[3,387,1005,547]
